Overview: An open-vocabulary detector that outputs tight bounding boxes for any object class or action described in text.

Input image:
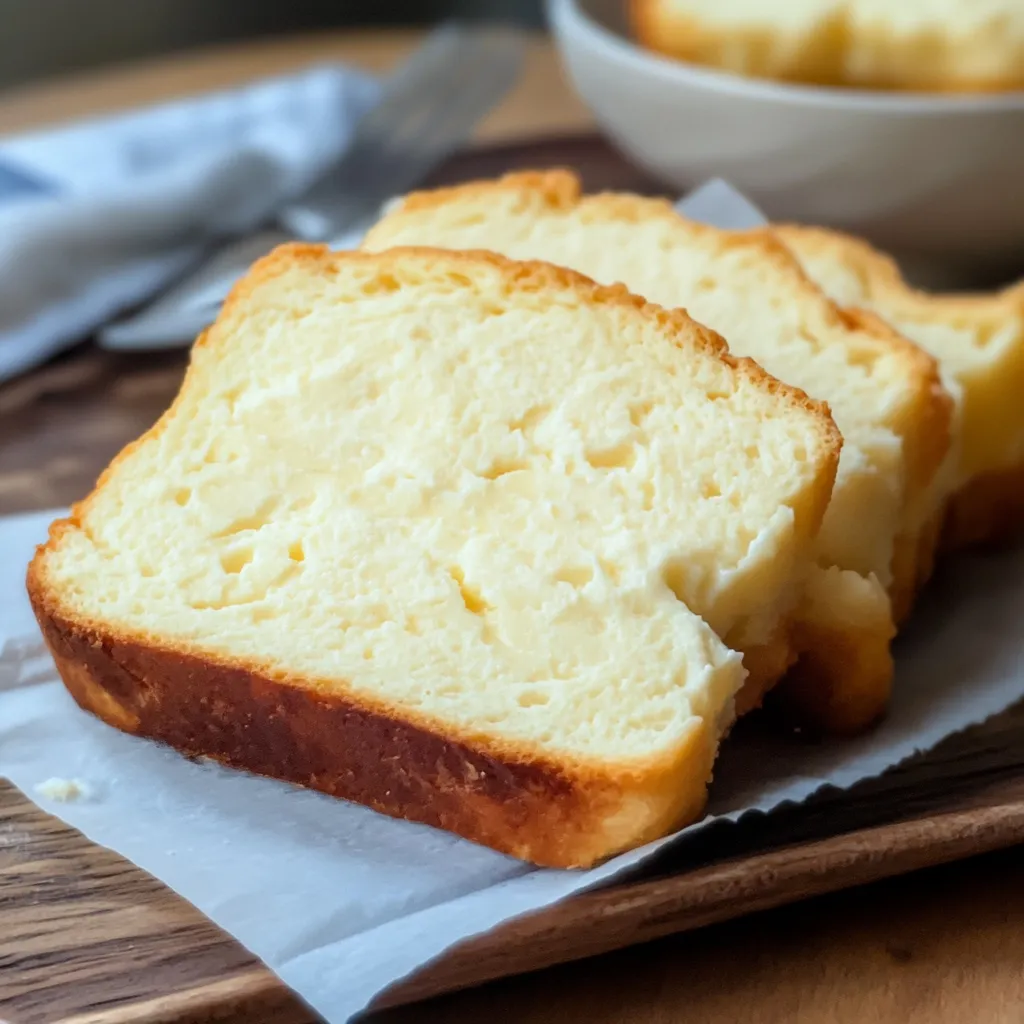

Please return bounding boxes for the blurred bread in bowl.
[630,0,1024,93]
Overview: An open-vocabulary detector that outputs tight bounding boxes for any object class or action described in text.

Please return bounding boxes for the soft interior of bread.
[39,248,834,766]
[363,185,915,605]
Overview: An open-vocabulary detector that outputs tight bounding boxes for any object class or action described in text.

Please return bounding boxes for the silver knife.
[100,23,525,351]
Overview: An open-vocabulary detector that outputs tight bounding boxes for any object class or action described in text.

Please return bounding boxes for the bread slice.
[842,0,1024,93]
[630,0,1024,92]
[362,171,953,733]
[28,244,839,868]
[778,224,1024,553]
[630,0,848,87]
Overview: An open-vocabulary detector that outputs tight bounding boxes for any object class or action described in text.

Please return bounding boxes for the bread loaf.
[28,244,839,867]
[362,171,954,732]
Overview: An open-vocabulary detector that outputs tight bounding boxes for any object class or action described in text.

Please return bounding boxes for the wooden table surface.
[2,28,1023,1024]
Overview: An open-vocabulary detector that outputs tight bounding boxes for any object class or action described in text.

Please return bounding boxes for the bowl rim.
[549,0,1024,114]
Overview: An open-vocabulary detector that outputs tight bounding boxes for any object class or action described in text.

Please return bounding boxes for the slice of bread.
[778,224,1024,553]
[630,0,848,87]
[630,0,1024,92]
[362,170,953,733]
[28,245,839,868]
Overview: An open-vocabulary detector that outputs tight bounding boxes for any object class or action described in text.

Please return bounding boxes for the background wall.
[0,0,545,90]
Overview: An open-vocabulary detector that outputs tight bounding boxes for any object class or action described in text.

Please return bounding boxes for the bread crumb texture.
[29,246,837,866]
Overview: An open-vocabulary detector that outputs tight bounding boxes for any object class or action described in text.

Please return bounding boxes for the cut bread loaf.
[28,245,840,868]
[778,225,1024,553]
[362,171,953,733]
[630,0,1024,92]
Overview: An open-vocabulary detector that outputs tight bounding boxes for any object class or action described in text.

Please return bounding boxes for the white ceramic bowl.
[549,0,1024,280]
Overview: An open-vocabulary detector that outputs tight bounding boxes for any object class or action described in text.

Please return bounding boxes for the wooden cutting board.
[2,135,1024,1024]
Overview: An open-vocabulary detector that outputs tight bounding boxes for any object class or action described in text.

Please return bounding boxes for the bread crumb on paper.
[34,777,92,802]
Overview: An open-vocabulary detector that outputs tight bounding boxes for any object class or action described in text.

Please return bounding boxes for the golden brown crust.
[838,306,952,503]
[628,0,669,58]
[27,563,715,869]
[840,305,950,625]
[398,168,583,217]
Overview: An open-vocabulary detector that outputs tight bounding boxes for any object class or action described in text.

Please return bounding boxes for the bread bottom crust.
[29,585,717,869]
[943,462,1024,552]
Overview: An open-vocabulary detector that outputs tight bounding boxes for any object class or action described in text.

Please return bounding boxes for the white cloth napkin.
[0,65,379,384]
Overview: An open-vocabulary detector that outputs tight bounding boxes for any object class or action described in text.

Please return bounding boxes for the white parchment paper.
[3,183,1023,1023]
